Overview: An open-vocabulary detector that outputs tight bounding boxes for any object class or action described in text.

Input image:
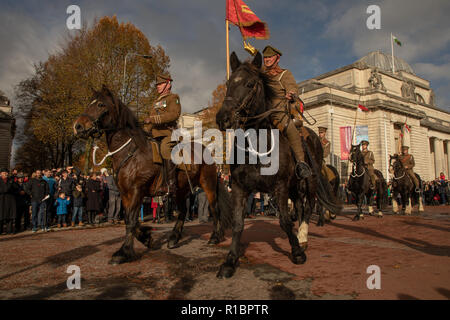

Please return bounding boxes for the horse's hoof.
[352,215,360,221]
[208,235,222,245]
[109,254,133,265]
[291,252,307,265]
[167,233,180,249]
[217,263,236,279]
[299,242,308,251]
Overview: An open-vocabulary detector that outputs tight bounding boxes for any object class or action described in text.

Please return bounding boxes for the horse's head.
[73,85,121,138]
[349,143,363,163]
[389,154,403,173]
[216,51,267,130]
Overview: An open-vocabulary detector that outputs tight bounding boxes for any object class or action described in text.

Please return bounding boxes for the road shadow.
[402,220,450,233]
[330,222,450,257]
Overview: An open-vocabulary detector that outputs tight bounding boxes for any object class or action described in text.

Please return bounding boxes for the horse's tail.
[327,164,340,196]
[375,170,388,209]
[216,178,233,230]
[303,138,343,215]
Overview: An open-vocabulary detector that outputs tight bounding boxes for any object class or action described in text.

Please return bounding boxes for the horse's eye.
[98,103,105,108]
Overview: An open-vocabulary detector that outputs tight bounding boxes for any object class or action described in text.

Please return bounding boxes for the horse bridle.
[224,78,261,127]
[349,149,366,178]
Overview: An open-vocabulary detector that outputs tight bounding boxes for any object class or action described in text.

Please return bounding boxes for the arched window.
[415,93,425,104]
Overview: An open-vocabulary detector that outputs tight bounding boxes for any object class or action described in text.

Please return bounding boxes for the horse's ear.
[230,52,241,72]
[252,51,262,69]
[101,84,114,98]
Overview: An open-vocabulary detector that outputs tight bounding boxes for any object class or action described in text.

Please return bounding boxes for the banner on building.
[355,125,369,145]
[340,126,352,160]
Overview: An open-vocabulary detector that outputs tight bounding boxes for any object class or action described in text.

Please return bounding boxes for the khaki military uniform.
[265,68,305,163]
[320,137,335,182]
[399,154,419,188]
[146,92,181,159]
[362,149,377,187]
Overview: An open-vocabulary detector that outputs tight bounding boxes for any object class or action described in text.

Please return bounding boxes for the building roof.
[356,51,415,75]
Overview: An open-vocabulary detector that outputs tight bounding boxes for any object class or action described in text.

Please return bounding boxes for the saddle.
[147,136,193,196]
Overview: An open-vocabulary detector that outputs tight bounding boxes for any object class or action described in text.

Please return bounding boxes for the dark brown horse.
[348,144,387,220]
[389,154,424,215]
[215,52,342,278]
[73,85,232,265]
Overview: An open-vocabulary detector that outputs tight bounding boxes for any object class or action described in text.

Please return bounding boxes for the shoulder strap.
[278,70,288,90]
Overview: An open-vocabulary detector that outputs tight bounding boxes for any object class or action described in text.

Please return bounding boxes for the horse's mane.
[97,88,148,152]
[239,61,275,109]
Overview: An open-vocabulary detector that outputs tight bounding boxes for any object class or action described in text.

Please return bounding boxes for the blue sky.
[1,0,450,113]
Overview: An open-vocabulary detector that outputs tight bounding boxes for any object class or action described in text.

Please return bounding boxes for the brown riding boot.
[285,121,311,178]
[164,159,178,197]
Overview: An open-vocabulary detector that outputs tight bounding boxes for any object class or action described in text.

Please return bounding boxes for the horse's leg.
[418,192,425,213]
[297,196,312,254]
[317,203,325,227]
[352,193,361,221]
[376,186,383,218]
[110,189,142,265]
[167,191,187,249]
[405,193,412,215]
[200,168,224,245]
[217,184,247,279]
[392,190,399,214]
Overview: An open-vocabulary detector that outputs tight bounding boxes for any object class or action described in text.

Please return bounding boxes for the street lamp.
[122,52,152,100]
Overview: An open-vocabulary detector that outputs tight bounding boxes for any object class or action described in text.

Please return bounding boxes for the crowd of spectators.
[0,166,124,235]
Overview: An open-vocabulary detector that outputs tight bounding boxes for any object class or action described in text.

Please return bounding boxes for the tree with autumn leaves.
[14,16,170,171]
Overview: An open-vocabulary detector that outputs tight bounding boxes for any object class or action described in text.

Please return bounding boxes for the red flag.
[358,104,369,112]
[404,123,410,132]
[226,0,269,40]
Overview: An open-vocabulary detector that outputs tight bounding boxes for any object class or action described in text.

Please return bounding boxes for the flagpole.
[391,33,395,73]
[226,20,230,80]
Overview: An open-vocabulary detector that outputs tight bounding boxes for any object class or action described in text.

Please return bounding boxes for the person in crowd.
[197,187,209,223]
[15,173,30,232]
[0,168,17,234]
[72,183,85,226]
[103,169,121,224]
[25,170,50,232]
[437,173,447,205]
[86,172,102,224]
[55,192,70,228]
[43,169,56,225]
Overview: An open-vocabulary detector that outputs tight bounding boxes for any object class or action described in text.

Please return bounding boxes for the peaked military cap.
[0,168,8,173]
[361,140,369,146]
[156,73,173,85]
[401,145,409,150]
[262,45,282,57]
[318,126,328,133]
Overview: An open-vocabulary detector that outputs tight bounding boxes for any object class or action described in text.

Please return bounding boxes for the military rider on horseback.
[318,126,335,182]
[398,145,420,192]
[262,45,311,178]
[144,73,181,197]
[361,140,377,190]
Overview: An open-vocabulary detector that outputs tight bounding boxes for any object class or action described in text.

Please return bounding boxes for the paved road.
[0,205,449,300]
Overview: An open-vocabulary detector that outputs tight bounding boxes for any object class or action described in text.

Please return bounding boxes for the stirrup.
[295,161,312,179]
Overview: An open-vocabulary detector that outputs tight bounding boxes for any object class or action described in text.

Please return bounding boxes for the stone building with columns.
[0,93,15,170]
[298,51,450,182]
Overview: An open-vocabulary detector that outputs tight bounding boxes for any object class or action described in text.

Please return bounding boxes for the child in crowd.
[55,192,70,228]
[72,184,85,227]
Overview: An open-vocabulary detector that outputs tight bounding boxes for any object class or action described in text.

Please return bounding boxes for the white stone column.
[446,140,450,178]
[434,138,443,179]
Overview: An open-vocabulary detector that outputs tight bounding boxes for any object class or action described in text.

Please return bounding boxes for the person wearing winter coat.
[0,168,18,234]
[71,184,85,226]
[85,173,102,224]
[55,192,71,228]
[25,170,49,232]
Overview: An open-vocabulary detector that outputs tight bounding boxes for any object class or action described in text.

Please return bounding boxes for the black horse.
[215,52,341,278]
[348,144,387,220]
[389,155,424,215]
[317,164,340,226]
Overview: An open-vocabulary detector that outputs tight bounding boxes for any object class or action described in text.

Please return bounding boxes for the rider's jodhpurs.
[270,110,305,163]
